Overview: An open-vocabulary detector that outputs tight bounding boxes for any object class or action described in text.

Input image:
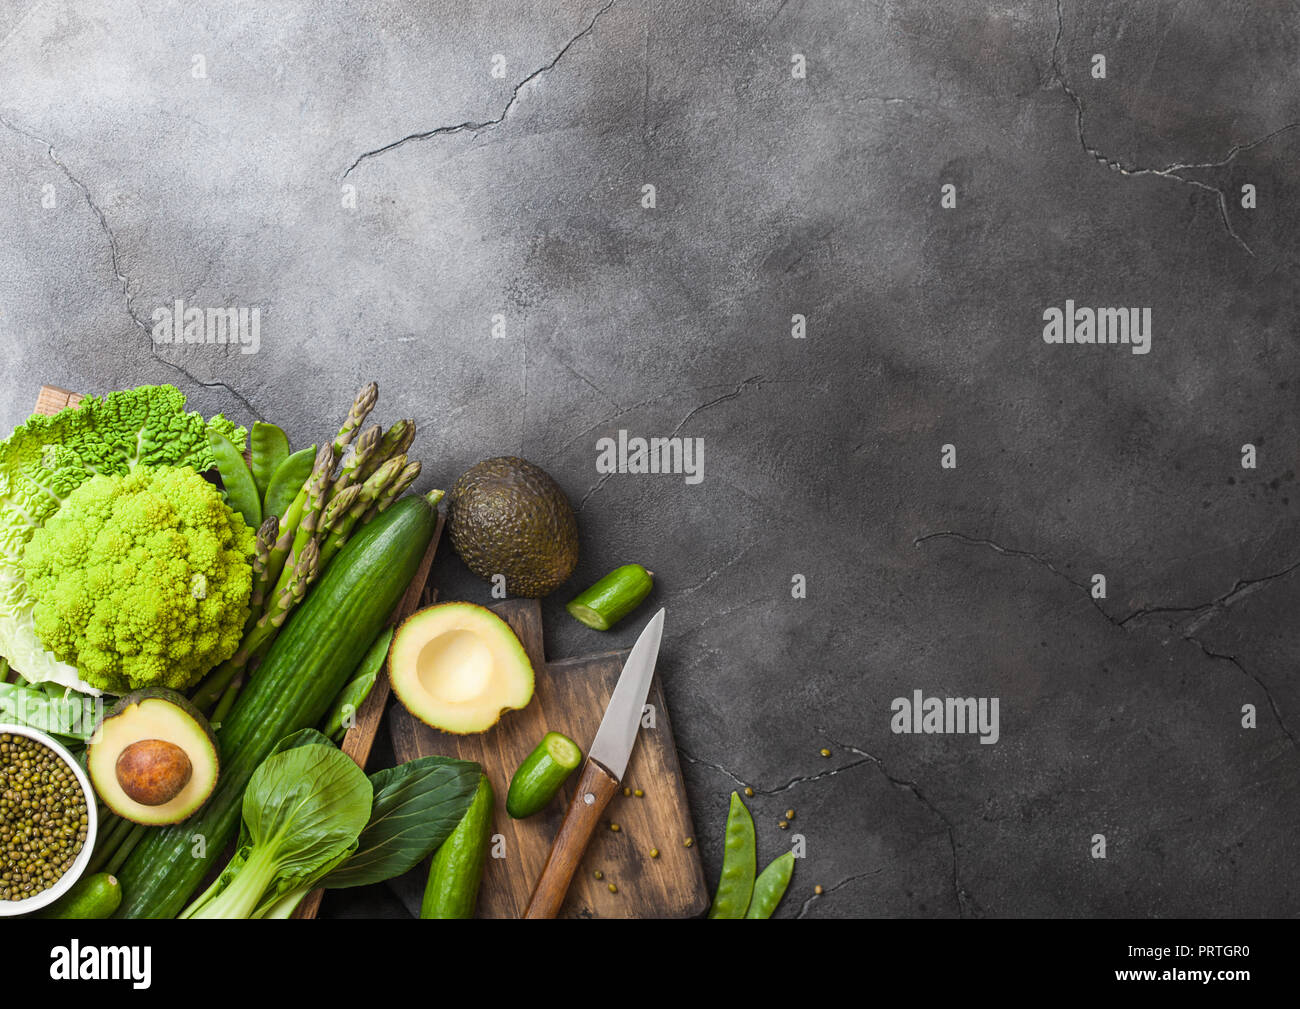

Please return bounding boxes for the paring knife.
[523,608,666,918]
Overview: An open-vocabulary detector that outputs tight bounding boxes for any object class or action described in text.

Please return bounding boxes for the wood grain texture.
[34,386,83,416]
[390,598,709,919]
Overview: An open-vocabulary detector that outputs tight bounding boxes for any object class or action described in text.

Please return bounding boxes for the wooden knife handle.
[523,758,621,918]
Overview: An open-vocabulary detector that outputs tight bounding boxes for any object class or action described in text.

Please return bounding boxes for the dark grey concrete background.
[2,0,1298,917]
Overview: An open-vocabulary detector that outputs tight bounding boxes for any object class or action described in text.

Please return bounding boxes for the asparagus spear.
[363,461,426,524]
[267,442,336,604]
[319,483,362,536]
[247,515,279,615]
[257,443,335,616]
[317,455,407,570]
[333,382,379,457]
[357,419,414,483]
[326,424,382,504]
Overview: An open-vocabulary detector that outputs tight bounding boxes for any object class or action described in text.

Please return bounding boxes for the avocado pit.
[116,738,193,806]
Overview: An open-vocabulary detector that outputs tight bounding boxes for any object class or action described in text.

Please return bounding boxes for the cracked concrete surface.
[1,0,1298,917]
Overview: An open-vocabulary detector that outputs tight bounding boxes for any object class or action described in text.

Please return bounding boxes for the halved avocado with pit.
[86,688,219,826]
[390,602,535,734]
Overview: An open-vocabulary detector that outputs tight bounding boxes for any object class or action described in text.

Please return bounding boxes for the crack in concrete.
[676,745,876,796]
[829,737,974,918]
[796,866,883,918]
[914,530,1118,625]
[916,528,1300,755]
[678,737,974,917]
[575,376,763,512]
[657,541,757,600]
[1185,635,1300,754]
[0,114,264,421]
[1119,557,1300,632]
[342,0,618,178]
[1046,0,1300,257]
[915,529,1300,632]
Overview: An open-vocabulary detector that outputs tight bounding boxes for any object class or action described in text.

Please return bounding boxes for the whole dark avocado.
[447,457,579,597]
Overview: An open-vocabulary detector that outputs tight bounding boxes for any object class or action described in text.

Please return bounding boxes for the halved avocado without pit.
[86,688,219,826]
[390,602,535,734]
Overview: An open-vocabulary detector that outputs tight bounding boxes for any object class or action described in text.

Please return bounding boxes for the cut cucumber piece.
[566,564,654,631]
[506,732,582,819]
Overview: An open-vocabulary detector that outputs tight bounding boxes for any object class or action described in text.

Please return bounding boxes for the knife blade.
[587,606,665,779]
[522,607,666,917]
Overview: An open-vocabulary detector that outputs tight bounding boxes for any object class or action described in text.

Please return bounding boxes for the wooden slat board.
[390,598,709,919]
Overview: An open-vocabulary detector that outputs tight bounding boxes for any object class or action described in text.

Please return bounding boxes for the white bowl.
[0,723,98,916]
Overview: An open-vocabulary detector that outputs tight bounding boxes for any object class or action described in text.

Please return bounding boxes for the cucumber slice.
[506,732,582,819]
[566,564,654,631]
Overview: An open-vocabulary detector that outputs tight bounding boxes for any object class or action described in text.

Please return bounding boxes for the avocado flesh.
[448,457,579,598]
[86,690,219,826]
[390,602,535,734]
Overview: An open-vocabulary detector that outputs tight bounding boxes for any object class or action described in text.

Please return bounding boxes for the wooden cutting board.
[390,598,709,918]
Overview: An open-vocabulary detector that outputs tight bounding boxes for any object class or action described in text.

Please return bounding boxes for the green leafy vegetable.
[0,385,243,692]
[322,754,480,889]
[321,627,393,741]
[20,466,256,694]
[181,742,372,919]
[0,679,100,740]
[254,728,480,916]
[249,422,290,503]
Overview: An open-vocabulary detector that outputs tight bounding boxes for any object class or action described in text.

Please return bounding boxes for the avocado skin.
[447,457,579,598]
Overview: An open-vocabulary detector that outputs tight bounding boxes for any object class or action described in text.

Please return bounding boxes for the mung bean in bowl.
[0,724,97,916]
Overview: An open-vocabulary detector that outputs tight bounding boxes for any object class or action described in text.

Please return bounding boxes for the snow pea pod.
[708,791,756,918]
[745,850,795,918]
[263,445,317,522]
[250,421,290,501]
[321,627,393,741]
[209,430,262,530]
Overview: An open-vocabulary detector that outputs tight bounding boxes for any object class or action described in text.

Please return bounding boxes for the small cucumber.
[421,775,494,919]
[40,873,122,919]
[566,564,654,631]
[506,732,582,819]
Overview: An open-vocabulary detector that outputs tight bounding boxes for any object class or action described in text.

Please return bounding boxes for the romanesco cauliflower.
[20,466,255,694]
[0,385,243,692]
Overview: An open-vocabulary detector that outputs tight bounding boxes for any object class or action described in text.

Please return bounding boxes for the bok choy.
[181,729,481,919]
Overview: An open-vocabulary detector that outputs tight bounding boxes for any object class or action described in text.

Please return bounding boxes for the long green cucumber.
[420,774,494,919]
[113,493,440,918]
[506,732,582,818]
[40,872,122,919]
